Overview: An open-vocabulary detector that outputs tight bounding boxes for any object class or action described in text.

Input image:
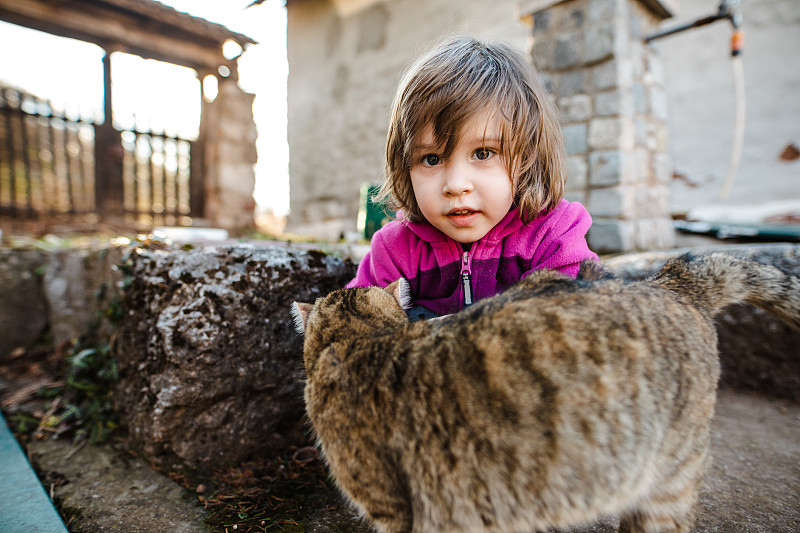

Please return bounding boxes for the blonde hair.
[378,35,565,223]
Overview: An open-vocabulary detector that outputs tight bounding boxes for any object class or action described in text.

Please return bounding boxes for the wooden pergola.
[0,0,256,224]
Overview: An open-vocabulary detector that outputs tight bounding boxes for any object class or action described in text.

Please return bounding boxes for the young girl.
[348,35,598,319]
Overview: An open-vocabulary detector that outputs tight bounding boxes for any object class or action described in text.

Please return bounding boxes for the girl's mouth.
[448,209,477,217]
[447,209,479,227]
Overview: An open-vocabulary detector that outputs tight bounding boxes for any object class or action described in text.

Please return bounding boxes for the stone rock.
[114,244,356,468]
[588,116,634,151]
[587,219,635,254]
[43,247,124,346]
[562,123,588,155]
[566,155,588,192]
[558,94,592,123]
[589,150,628,187]
[588,185,636,218]
[604,243,800,402]
[0,245,125,358]
[0,249,48,358]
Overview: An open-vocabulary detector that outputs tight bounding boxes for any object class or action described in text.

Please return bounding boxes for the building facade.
[285,0,799,251]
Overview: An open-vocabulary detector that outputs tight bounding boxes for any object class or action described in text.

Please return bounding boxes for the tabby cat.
[292,253,800,533]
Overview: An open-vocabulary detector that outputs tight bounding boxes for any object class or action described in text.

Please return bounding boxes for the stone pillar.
[202,78,258,232]
[521,0,678,253]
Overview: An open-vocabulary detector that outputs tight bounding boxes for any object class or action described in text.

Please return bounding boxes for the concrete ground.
[18,386,800,533]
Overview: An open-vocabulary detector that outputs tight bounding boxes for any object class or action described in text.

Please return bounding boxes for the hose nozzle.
[719,0,744,55]
[730,29,744,56]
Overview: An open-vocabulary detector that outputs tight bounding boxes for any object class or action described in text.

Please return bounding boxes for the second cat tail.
[649,252,800,330]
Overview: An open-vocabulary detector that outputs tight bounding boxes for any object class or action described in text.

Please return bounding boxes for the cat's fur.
[292,253,800,533]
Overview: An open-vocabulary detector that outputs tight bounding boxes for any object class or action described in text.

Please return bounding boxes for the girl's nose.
[442,163,473,196]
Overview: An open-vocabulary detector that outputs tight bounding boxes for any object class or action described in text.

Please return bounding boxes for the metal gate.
[0,86,200,227]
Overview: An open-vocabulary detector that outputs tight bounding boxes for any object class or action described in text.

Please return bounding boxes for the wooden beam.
[0,0,251,70]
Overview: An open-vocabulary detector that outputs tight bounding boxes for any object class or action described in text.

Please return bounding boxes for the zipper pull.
[461,251,472,307]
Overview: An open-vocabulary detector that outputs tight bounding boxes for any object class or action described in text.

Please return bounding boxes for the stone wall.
[286,0,530,240]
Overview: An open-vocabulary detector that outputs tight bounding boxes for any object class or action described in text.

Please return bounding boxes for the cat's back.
[431,274,717,365]
[383,275,721,530]
[448,276,721,434]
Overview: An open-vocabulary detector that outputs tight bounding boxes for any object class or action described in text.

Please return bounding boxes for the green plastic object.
[358,183,392,240]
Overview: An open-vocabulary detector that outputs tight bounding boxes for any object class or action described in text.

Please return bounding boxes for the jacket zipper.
[461,251,473,307]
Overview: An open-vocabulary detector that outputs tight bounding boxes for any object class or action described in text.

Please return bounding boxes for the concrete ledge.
[0,412,68,533]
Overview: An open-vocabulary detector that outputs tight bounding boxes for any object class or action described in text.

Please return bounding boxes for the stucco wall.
[660,0,800,214]
[286,0,530,240]
[285,0,799,242]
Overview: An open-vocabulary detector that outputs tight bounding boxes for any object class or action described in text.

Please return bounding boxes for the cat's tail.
[649,252,800,329]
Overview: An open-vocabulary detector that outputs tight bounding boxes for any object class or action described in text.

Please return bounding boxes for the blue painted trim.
[0,411,69,532]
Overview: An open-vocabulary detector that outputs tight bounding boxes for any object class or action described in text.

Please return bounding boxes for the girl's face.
[409,110,513,243]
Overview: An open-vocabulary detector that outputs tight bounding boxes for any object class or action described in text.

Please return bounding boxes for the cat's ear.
[385,278,411,310]
[291,302,314,334]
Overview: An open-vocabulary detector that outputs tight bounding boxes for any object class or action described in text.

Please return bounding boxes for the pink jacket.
[347,200,598,315]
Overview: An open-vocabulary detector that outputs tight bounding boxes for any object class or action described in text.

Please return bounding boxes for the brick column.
[521,0,678,253]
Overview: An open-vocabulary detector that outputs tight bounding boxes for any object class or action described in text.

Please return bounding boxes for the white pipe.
[719,55,746,200]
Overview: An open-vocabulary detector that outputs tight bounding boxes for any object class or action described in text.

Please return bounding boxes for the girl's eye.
[474,148,494,161]
[421,154,441,166]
